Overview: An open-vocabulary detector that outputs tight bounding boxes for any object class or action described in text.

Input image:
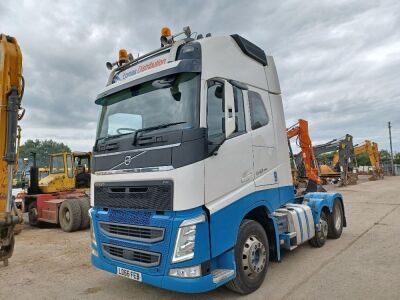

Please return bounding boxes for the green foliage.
[317,152,335,164]
[355,152,370,166]
[395,152,400,164]
[19,139,71,168]
[379,149,391,162]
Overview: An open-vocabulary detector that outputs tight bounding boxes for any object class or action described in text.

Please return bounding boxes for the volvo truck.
[89,27,346,294]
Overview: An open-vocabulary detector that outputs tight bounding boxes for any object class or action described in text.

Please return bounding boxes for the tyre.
[77,197,90,230]
[28,201,39,226]
[309,210,328,248]
[59,199,82,232]
[327,200,344,239]
[226,219,269,295]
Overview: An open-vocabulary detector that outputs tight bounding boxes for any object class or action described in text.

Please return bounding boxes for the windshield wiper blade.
[132,121,187,145]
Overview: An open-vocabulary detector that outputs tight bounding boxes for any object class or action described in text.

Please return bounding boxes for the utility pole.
[388,122,394,175]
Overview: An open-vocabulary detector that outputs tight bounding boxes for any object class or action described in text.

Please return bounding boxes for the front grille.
[99,222,164,243]
[94,180,173,210]
[102,243,161,267]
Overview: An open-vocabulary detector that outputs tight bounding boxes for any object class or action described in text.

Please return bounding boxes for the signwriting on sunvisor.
[114,51,169,82]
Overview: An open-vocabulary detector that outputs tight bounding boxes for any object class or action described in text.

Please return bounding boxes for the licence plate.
[117,267,142,282]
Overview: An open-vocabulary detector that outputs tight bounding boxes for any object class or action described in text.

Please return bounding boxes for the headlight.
[172,214,205,263]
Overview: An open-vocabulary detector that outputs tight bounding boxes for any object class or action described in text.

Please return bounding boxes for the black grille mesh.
[102,244,160,267]
[94,181,173,210]
[99,222,164,242]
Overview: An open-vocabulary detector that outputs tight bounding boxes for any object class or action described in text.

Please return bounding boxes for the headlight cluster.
[172,214,205,263]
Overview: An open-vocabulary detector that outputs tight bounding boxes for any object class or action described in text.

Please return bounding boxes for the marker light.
[161,27,172,37]
[119,49,128,63]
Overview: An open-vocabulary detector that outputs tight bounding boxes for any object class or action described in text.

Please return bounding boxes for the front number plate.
[117,267,142,282]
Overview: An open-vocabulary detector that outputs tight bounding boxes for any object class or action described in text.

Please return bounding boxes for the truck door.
[204,80,254,206]
[247,88,278,187]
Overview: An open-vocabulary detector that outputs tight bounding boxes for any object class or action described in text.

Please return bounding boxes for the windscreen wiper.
[132,121,187,145]
[94,132,133,150]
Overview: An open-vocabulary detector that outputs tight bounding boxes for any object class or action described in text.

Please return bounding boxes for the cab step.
[211,269,235,284]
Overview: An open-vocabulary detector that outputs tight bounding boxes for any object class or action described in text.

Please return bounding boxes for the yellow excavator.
[354,140,383,180]
[0,34,25,266]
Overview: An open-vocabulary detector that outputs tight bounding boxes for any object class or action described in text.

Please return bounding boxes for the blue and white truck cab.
[89,26,346,294]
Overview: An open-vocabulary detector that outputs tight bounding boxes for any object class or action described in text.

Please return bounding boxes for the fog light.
[169,265,201,278]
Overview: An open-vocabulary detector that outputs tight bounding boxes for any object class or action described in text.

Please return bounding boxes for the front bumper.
[92,254,220,293]
[90,207,235,293]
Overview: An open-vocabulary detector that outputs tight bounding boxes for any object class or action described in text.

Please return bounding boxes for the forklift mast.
[0,34,24,265]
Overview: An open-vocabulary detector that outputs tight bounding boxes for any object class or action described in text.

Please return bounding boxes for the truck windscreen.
[96,72,200,140]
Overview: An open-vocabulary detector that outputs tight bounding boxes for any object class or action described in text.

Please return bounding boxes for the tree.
[18,139,71,169]
[355,152,370,166]
[379,149,391,163]
[395,152,400,164]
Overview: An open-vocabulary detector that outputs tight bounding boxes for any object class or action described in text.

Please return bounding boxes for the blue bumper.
[92,254,222,293]
[90,207,235,293]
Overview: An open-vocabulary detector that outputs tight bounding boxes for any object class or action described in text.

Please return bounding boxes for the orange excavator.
[287,119,325,195]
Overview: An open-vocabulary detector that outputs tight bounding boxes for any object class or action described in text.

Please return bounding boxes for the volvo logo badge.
[110,151,147,170]
[124,156,132,166]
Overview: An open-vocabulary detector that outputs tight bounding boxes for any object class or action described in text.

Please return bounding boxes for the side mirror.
[224,81,236,138]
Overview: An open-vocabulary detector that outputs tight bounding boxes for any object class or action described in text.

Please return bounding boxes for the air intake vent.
[102,243,161,267]
[94,180,173,210]
[99,222,164,243]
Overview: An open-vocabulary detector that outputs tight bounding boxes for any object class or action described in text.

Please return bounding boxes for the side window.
[248,91,269,130]
[233,86,246,135]
[66,154,73,178]
[207,81,224,143]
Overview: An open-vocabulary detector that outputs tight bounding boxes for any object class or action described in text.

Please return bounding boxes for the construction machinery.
[314,134,358,186]
[354,140,383,180]
[0,34,25,265]
[287,119,325,194]
[18,151,92,232]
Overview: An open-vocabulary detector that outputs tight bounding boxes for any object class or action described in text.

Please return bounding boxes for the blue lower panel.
[92,254,230,293]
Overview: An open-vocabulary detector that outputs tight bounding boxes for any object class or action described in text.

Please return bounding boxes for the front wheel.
[28,201,39,226]
[226,219,269,295]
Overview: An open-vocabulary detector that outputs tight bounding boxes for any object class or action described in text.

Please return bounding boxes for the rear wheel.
[59,199,82,232]
[309,210,328,248]
[327,200,344,239]
[77,197,90,230]
[226,219,269,294]
[28,201,39,226]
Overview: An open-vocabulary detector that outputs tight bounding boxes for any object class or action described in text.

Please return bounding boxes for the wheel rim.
[334,202,342,231]
[65,210,70,222]
[29,207,38,222]
[242,235,267,278]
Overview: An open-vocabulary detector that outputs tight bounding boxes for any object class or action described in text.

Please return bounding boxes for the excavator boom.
[354,140,383,180]
[287,119,324,193]
[0,34,24,265]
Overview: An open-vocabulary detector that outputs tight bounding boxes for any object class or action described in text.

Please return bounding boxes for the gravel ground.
[1,175,399,300]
